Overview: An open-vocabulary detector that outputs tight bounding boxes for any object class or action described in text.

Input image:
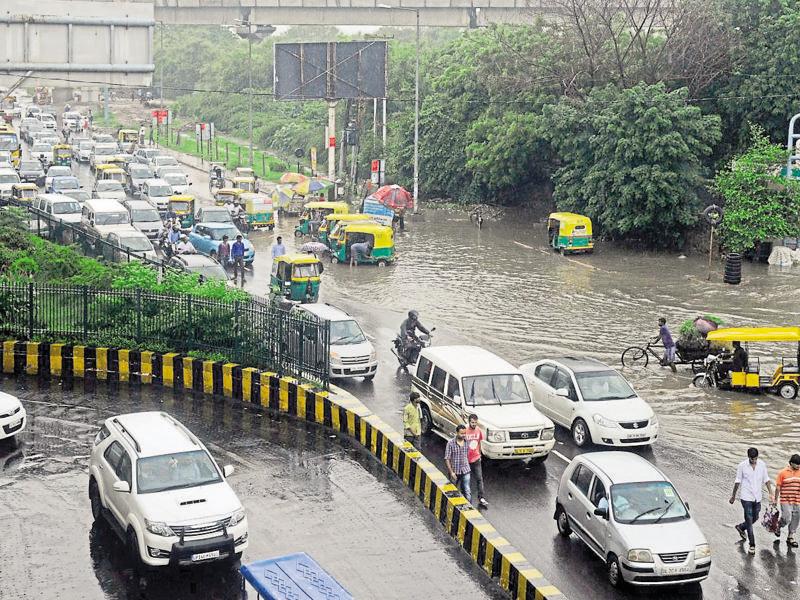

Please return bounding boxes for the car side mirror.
[555,387,569,398]
[113,481,131,493]
[594,507,609,519]
[223,465,235,477]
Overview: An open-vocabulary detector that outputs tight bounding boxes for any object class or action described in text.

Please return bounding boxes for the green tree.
[714,126,800,252]
[543,83,720,246]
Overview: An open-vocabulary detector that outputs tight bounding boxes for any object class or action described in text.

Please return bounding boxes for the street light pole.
[248,33,253,166]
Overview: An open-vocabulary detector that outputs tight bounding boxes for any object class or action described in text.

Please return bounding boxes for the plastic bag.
[762,504,780,535]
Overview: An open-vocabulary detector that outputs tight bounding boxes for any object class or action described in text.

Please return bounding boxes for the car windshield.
[331,319,367,345]
[63,190,90,203]
[79,142,93,150]
[0,173,20,184]
[611,481,690,524]
[32,144,51,152]
[293,263,321,278]
[462,374,531,406]
[189,264,228,280]
[94,145,116,155]
[202,210,231,223]
[47,167,71,177]
[156,157,177,165]
[129,166,151,178]
[0,134,18,150]
[210,226,239,240]
[148,185,172,197]
[20,161,40,171]
[52,201,81,214]
[131,208,160,222]
[97,181,123,192]
[95,212,128,225]
[164,173,187,185]
[576,371,638,401]
[53,178,79,190]
[118,236,152,251]
[136,449,221,494]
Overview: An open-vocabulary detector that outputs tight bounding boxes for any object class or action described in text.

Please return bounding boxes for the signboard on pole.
[310,147,318,174]
[370,159,385,186]
[195,122,214,142]
[152,109,168,124]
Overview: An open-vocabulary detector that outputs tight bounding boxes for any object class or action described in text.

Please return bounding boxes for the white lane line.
[551,449,572,464]
[513,240,535,250]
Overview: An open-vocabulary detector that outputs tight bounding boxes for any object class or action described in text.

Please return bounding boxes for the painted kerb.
[1,340,566,600]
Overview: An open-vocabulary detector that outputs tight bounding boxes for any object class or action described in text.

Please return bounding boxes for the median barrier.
[1,340,566,600]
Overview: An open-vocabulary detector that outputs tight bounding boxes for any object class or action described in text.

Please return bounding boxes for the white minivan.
[291,303,377,380]
[413,346,555,462]
[33,193,82,225]
[81,198,134,238]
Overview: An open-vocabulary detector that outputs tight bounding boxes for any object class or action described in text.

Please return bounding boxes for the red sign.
[371,159,380,172]
[151,109,168,124]
[328,136,336,148]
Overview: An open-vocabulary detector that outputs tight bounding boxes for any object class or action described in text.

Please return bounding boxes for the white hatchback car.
[521,357,658,448]
[88,411,248,567]
[555,452,711,588]
[0,391,26,442]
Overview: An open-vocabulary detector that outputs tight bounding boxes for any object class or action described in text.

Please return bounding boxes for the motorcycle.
[692,353,730,388]
[392,328,435,368]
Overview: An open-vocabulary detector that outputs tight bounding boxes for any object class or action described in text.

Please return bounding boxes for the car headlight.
[650,414,658,426]
[540,427,555,441]
[330,351,340,361]
[486,429,507,443]
[369,350,376,361]
[695,543,711,559]
[592,414,617,428]
[145,519,175,537]
[229,508,246,526]
[627,548,654,563]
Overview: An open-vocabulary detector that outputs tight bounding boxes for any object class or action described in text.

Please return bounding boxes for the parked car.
[520,357,658,448]
[167,254,229,281]
[49,176,81,195]
[103,230,157,262]
[0,390,26,443]
[140,178,174,213]
[74,140,94,162]
[555,452,711,588]
[125,163,154,195]
[44,165,73,190]
[123,199,163,239]
[291,303,377,380]
[92,180,127,202]
[0,168,21,198]
[17,160,44,184]
[88,411,248,567]
[413,346,556,462]
[189,223,254,264]
[161,171,191,194]
[195,207,234,225]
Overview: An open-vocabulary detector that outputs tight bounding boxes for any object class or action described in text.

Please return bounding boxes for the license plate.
[513,447,533,455]
[191,550,220,562]
[661,565,691,575]
[10,419,22,428]
[625,432,647,439]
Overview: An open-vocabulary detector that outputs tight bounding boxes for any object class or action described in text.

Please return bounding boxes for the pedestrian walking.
[464,414,488,507]
[444,424,471,503]
[87,109,93,127]
[139,125,146,146]
[655,317,677,373]
[271,236,287,260]
[218,235,231,269]
[775,453,800,548]
[729,447,774,554]
[231,234,246,284]
[402,392,422,445]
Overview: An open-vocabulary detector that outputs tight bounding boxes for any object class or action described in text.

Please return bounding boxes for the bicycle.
[620,339,706,373]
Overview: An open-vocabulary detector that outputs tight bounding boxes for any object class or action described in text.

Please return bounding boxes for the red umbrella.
[366,184,412,211]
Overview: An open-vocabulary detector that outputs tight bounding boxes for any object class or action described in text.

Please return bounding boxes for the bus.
[0,125,21,167]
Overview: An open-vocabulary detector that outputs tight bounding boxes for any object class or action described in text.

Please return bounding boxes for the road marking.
[513,240,535,250]
[551,449,571,464]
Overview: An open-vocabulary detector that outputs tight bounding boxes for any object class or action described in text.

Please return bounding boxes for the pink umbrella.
[366,184,412,212]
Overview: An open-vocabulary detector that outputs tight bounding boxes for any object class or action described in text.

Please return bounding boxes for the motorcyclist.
[174,234,196,255]
[400,310,430,342]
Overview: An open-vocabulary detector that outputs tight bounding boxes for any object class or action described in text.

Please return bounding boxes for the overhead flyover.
[0,0,155,88]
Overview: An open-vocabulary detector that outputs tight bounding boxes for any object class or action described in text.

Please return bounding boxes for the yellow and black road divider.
[1,340,565,600]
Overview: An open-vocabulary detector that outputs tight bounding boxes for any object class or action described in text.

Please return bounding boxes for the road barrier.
[1,339,566,600]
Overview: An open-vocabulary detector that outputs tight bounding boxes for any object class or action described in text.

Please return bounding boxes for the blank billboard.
[274,41,388,101]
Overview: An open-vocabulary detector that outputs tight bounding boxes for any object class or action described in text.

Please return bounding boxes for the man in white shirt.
[730,447,775,554]
[271,236,287,260]
[175,234,196,255]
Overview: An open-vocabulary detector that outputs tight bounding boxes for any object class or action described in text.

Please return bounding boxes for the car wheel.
[778,382,798,400]
[419,404,433,435]
[294,230,303,237]
[89,478,102,522]
[555,505,571,537]
[331,256,339,264]
[127,528,143,568]
[607,554,624,588]
[571,418,591,447]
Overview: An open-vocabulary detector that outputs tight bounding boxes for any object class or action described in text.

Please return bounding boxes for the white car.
[88,411,248,567]
[140,178,174,212]
[90,143,120,170]
[152,155,179,169]
[521,357,658,448]
[0,168,21,198]
[44,165,73,190]
[75,140,94,162]
[0,391,26,442]
[555,452,711,588]
[103,230,158,262]
[92,180,127,202]
[39,113,57,130]
[30,143,53,164]
[162,171,191,195]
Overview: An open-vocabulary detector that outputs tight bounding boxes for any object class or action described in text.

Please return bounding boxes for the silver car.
[555,452,711,588]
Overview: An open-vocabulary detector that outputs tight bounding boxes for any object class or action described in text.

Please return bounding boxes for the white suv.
[88,411,248,567]
[0,391,26,442]
[520,357,658,448]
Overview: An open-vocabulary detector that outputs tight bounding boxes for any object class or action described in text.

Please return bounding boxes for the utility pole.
[327,101,336,180]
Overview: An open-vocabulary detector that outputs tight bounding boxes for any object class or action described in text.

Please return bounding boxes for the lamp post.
[379,4,420,213]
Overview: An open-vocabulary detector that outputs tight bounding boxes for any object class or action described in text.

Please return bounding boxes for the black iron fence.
[0,282,330,387]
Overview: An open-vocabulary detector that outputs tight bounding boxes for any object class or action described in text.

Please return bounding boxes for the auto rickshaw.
[295,201,350,237]
[11,183,37,203]
[213,187,243,207]
[698,327,800,399]
[241,193,275,230]
[117,129,138,153]
[547,212,594,254]
[330,222,395,266]
[232,176,256,193]
[235,167,256,180]
[168,194,196,228]
[320,213,373,247]
[270,254,323,303]
[52,144,72,167]
[96,164,126,184]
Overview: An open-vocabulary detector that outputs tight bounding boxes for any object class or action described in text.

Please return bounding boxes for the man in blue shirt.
[656,317,677,373]
[231,234,246,284]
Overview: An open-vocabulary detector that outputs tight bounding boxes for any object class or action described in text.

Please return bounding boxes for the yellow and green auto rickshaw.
[52,144,72,167]
[11,182,37,202]
[547,212,594,254]
[330,222,395,266]
[214,187,243,207]
[168,194,196,228]
[695,327,800,399]
[235,167,256,180]
[295,201,350,237]
[233,176,256,193]
[96,165,126,184]
[117,129,138,153]
[270,254,323,303]
[242,192,275,230]
[319,213,373,246]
